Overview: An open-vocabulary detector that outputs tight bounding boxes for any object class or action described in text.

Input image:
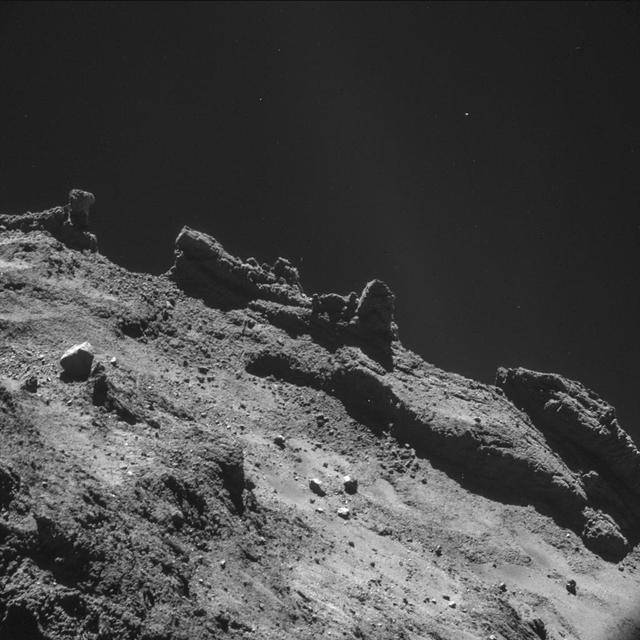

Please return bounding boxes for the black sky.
[1,2,639,438]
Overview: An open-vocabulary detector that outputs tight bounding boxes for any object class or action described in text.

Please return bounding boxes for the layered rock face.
[496,367,640,560]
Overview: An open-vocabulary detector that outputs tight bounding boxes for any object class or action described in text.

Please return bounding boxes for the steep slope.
[1,194,639,640]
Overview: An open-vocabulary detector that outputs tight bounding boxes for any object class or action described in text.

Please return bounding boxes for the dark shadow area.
[59,371,90,383]
[0,604,46,640]
[30,515,98,589]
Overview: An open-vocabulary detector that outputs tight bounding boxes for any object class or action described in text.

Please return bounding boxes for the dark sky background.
[1,2,639,439]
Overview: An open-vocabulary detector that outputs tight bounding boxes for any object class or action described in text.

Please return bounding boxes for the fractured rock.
[60,342,94,380]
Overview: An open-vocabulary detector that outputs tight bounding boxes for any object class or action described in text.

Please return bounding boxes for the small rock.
[220,559,226,569]
[60,342,94,380]
[309,478,326,497]
[337,507,350,519]
[566,579,576,595]
[448,601,456,609]
[274,434,286,449]
[343,475,358,494]
[498,582,507,592]
[435,545,443,557]
[20,375,38,393]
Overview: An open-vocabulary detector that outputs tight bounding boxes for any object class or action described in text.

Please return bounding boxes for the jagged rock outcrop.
[0,189,97,251]
[170,226,399,364]
[169,226,308,308]
[496,366,640,559]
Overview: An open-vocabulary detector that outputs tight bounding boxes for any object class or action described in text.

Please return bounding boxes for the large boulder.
[60,342,95,380]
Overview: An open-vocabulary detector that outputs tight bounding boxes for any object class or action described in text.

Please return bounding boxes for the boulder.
[343,475,358,494]
[309,478,326,497]
[60,342,94,380]
[337,507,351,519]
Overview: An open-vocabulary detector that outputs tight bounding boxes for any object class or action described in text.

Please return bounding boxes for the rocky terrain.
[1,192,639,640]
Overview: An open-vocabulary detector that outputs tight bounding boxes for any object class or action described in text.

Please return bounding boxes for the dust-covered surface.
[1,198,640,640]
